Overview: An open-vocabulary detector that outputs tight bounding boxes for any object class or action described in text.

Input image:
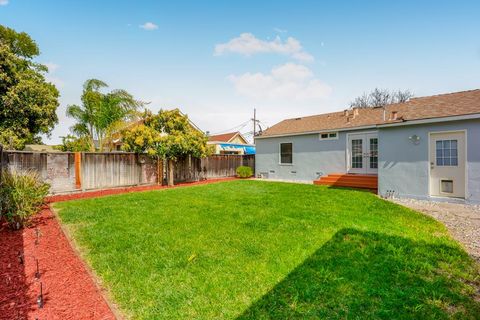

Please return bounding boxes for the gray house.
[255,89,480,203]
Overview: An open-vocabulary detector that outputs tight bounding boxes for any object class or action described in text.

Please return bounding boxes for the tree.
[56,135,93,152]
[121,109,209,186]
[66,79,143,151]
[0,25,59,149]
[350,88,413,109]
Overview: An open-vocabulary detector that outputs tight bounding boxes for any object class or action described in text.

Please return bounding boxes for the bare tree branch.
[350,88,413,109]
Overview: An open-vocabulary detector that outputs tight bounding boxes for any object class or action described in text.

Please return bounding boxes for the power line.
[209,120,251,135]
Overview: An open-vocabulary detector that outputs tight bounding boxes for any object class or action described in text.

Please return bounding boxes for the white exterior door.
[348,133,378,174]
[429,131,466,198]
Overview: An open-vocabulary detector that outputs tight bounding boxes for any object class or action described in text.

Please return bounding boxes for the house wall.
[378,119,480,203]
[230,135,248,144]
[255,132,350,181]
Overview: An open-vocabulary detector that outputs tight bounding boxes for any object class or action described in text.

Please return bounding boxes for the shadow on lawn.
[237,228,480,319]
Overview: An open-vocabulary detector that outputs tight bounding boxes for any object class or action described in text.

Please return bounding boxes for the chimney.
[353,108,359,118]
[344,109,349,117]
[391,111,398,121]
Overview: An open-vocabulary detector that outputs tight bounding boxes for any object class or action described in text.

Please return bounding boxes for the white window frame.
[319,132,339,141]
[279,142,293,165]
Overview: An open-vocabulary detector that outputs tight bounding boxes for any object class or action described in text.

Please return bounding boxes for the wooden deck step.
[314,173,378,190]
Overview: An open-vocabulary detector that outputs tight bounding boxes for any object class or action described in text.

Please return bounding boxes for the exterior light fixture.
[409,135,420,145]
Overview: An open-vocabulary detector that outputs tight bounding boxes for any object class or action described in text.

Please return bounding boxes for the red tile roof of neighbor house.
[208,132,240,142]
[260,89,480,137]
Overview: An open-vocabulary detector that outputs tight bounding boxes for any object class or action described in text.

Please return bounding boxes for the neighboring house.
[207,132,255,155]
[255,89,480,203]
[24,144,60,152]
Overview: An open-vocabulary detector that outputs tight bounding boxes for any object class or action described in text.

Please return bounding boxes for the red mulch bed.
[1,177,238,319]
[0,209,115,320]
[46,177,238,203]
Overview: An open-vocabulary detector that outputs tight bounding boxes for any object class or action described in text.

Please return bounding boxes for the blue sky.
[1,0,479,143]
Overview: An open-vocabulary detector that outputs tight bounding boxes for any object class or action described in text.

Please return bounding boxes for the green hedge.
[236,166,253,178]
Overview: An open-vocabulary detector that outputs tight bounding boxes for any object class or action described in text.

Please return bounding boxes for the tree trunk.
[167,159,175,186]
[157,156,163,185]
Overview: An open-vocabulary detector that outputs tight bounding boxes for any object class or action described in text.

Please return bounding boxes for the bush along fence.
[0,150,255,194]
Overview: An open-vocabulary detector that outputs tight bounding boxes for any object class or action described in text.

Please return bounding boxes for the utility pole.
[253,108,256,137]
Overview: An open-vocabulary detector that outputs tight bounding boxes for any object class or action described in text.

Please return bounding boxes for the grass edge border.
[50,205,126,320]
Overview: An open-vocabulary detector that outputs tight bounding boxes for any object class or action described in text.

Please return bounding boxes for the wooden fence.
[0,150,254,194]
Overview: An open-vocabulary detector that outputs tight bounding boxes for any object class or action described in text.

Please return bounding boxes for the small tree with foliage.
[122,109,209,186]
[66,79,144,151]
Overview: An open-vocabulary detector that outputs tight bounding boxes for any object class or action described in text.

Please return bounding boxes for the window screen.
[280,143,293,164]
[436,140,458,166]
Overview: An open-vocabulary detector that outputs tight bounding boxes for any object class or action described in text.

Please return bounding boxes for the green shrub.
[56,134,93,152]
[0,170,50,229]
[236,166,253,178]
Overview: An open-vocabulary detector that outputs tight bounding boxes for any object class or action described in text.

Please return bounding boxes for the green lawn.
[54,180,480,319]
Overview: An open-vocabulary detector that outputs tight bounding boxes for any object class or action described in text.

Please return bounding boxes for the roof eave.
[377,113,480,128]
[256,113,480,139]
[255,124,378,139]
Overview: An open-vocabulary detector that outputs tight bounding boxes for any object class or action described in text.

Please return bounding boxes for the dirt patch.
[392,198,480,263]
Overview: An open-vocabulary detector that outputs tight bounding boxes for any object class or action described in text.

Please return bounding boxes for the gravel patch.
[391,198,480,263]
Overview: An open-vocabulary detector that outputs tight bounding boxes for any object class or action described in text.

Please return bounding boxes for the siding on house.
[256,130,374,181]
[255,118,480,203]
[378,119,480,203]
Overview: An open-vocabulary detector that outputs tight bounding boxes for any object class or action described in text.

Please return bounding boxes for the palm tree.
[66,79,143,151]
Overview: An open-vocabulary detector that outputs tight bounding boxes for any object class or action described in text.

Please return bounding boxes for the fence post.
[74,152,82,190]
[136,154,141,186]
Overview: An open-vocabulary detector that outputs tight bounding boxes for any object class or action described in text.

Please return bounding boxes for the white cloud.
[273,27,287,33]
[140,22,158,31]
[43,62,64,88]
[44,62,59,73]
[0,0,8,6]
[228,63,331,101]
[214,33,314,62]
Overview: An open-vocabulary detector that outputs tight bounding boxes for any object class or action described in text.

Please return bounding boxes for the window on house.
[280,143,293,164]
[319,132,338,140]
[436,140,458,166]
